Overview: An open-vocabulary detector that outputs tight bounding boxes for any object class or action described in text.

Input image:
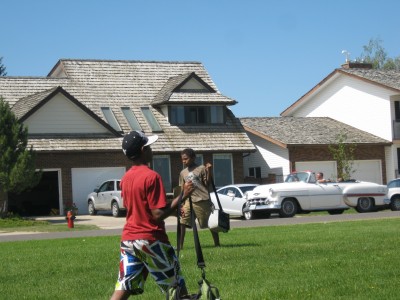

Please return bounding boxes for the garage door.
[352,160,382,184]
[71,167,126,214]
[295,161,337,181]
[295,160,382,184]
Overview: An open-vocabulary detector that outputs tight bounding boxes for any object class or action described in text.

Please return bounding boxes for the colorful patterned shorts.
[115,240,185,295]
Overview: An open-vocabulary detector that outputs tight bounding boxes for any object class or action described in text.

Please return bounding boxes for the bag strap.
[176,191,184,256]
[189,196,206,269]
[210,177,224,212]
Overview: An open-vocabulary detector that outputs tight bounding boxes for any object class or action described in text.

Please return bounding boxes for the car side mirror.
[94,188,99,193]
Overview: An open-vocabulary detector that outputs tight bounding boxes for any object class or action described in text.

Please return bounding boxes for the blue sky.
[1,0,400,117]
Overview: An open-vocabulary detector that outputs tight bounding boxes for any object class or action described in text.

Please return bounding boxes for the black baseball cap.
[122,131,158,159]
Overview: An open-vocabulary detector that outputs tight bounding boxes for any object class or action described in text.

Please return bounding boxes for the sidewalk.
[34,213,179,229]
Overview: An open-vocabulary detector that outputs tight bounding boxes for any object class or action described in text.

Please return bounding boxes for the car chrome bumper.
[244,203,280,212]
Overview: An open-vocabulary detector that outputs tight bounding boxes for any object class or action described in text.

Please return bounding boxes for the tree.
[357,37,400,71]
[0,57,6,76]
[0,97,41,217]
[328,132,356,181]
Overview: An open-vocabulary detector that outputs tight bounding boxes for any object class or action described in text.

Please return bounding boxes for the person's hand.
[205,163,212,172]
[182,181,194,199]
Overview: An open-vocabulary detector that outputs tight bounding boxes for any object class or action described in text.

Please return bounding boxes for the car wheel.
[112,202,121,217]
[390,196,400,211]
[279,199,297,218]
[243,210,253,220]
[88,201,97,216]
[328,209,345,215]
[355,197,375,213]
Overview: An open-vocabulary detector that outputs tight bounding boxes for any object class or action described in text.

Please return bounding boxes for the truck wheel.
[243,210,253,220]
[279,199,297,218]
[390,196,400,211]
[112,202,121,217]
[355,197,374,213]
[88,201,97,215]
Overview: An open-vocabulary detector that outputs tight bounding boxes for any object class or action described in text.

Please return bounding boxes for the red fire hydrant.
[66,210,76,228]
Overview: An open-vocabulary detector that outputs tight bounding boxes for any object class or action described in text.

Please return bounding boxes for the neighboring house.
[240,117,391,184]
[0,59,255,216]
[281,61,400,183]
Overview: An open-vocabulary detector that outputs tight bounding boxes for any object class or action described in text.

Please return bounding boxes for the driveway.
[1,210,399,243]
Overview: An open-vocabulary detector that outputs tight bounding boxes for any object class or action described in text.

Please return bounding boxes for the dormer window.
[101,107,122,132]
[169,105,225,125]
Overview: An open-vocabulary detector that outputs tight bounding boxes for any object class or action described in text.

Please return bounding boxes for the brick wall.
[36,150,245,208]
[36,151,130,207]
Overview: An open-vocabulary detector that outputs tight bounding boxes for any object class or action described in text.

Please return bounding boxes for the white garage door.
[295,161,337,181]
[71,167,126,214]
[295,160,382,184]
[352,160,382,184]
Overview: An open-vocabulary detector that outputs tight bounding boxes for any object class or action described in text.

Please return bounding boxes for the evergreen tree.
[0,97,41,216]
[0,57,6,76]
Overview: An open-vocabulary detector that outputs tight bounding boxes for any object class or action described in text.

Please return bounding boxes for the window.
[395,101,400,121]
[121,107,142,131]
[169,106,225,125]
[213,154,233,187]
[101,107,122,131]
[153,155,171,192]
[249,167,261,179]
[141,107,163,132]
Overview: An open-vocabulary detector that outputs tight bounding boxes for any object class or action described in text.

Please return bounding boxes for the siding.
[292,75,392,141]
[24,93,109,134]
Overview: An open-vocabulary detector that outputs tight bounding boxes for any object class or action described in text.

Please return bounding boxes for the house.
[0,59,255,216]
[281,61,400,183]
[240,116,391,184]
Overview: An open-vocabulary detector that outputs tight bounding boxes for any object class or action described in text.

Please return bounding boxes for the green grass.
[0,216,99,232]
[0,218,399,299]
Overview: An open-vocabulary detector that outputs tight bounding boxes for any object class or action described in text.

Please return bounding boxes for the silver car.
[210,184,259,219]
[87,179,125,217]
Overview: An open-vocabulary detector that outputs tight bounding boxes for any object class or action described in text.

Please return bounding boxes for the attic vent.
[101,107,122,132]
[179,78,210,92]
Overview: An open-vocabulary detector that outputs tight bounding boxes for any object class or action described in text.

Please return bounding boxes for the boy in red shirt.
[111,131,193,300]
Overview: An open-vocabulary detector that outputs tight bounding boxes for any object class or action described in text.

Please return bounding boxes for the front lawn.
[0,218,399,299]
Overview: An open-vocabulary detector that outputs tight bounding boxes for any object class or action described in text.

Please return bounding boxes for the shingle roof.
[339,68,400,91]
[240,117,391,146]
[0,59,254,153]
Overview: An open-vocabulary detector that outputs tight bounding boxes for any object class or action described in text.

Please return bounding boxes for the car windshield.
[239,185,258,193]
[285,172,310,183]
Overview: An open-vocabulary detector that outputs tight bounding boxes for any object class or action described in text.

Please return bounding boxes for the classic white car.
[243,171,389,220]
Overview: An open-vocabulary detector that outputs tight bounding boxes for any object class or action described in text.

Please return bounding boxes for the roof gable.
[281,68,400,116]
[12,86,120,136]
[151,72,236,107]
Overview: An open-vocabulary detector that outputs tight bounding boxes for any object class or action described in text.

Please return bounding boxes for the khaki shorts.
[180,199,213,229]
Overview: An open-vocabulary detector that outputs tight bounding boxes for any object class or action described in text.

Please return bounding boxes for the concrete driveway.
[1,210,399,242]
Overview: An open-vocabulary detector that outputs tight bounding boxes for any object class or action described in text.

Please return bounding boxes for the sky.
[1,0,400,117]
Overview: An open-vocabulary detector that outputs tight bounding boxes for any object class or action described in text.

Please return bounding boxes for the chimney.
[341,62,373,69]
